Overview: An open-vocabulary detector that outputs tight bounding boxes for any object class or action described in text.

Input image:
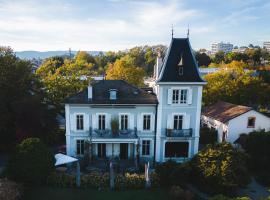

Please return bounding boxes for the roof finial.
[187,24,190,38]
[171,24,174,39]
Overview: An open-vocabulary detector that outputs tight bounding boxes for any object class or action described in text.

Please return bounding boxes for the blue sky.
[0,0,269,51]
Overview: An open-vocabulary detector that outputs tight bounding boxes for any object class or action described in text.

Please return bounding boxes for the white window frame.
[141,140,151,156]
[75,113,84,131]
[143,114,151,131]
[172,89,188,104]
[97,114,106,130]
[76,140,85,156]
[119,113,129,130]
[173,115,183,130]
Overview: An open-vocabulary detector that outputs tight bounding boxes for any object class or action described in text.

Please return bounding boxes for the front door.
[120,143,128,160]
[98,143,106,158]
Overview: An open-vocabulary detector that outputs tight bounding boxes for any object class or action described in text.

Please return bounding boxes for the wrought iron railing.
[91,128,138,138]
[166,128,192,137]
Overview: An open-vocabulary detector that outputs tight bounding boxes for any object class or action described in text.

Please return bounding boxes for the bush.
[190,143,250,195]
[0,178,23,200]
[169,185,194,200]
[244,130,270,186]
[155,160,178,187]
[5,138,55,185]
[209,195,251,200]
[115,173,145,190]
[47,172,76,188]
[200,126,218,144]
[81,172,109,189]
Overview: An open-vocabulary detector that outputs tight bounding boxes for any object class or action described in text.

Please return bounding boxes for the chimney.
[88,84,92,100]
[154,51,163,79]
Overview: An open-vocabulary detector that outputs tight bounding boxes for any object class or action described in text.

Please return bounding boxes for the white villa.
[65,38,206,164]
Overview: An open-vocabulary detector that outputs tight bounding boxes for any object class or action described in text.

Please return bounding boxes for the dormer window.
[109,89,117,100]
[179,66,184,75]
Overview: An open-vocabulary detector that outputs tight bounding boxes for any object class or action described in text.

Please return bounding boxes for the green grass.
[22,187,169,200]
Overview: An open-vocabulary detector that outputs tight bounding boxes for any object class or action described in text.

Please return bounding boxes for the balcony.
[90,128,138,139]
[166,128,192,137]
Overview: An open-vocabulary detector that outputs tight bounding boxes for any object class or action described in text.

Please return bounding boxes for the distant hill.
[15,50,103,60]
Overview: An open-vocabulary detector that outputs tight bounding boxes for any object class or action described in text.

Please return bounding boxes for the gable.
[157,38,205,83]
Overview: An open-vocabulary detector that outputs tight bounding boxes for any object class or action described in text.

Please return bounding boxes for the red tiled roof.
[202,101,252,123]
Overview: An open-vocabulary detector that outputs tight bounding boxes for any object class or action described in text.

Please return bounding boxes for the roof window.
[109,89,117,100]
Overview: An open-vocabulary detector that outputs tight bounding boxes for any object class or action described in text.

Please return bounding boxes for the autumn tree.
[106,55,146,87]
[203,62,270,107]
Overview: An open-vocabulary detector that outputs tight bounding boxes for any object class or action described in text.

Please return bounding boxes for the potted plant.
[111,118,119,137]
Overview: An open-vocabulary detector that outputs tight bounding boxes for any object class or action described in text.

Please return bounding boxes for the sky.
[0,0,269,51]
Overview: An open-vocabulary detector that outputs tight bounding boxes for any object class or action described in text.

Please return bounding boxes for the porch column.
[135,140,140,169]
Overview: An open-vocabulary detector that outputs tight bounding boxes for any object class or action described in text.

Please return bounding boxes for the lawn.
[22,187,169,200]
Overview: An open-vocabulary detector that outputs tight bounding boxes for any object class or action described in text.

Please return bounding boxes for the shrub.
[209,195,251,200]
[5,138,55,185]
[115,173,145,190]
[170,162,192,186]
[47,172,76,188]
[199,126,218,144]
[190,143,250,195]
[169,185,194,200]
[81,172,109,189]
[0,178,23,200]
[155,160,178,187]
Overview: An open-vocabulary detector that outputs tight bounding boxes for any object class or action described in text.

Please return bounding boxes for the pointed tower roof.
[157,38,205,83]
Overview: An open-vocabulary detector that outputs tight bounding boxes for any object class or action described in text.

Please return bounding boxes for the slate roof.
[158,38,205,83]
[202,101,253,123]
[65,80,158,105]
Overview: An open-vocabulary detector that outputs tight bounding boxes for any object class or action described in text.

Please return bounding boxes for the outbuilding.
[201,101,270,143]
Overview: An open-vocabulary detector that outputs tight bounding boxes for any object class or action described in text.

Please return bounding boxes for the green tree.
[106,55,146,87]
[203,64,270,107]
[5,138,55,185]
[213,51,225,64]
[190,143,250,195]
[0,47,57,151]
[195,52,211,67]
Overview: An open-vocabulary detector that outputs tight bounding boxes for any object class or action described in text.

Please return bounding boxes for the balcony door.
[120,143,128,159]
[98,143,106,158]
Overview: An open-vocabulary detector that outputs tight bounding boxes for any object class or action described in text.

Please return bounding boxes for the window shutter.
[106,113,111,129]
[167,114,173,129]
[188,88,193,105]
[167,89,172,104]
[184,114,190,129]
[137,114,142,131]
[129,114,134,129]
[70,114,75,131]
[84,114,89,131]
[92,114,96,129]
[151,114,155,131]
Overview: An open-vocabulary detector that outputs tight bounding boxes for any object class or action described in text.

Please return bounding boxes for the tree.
[5,138,55,185]
[106,55,146,87]
[203,65,270,107]
[213,51,225,64]
[190,143,250,195]
[195,52,211,67]
[36,52,95,111]
[0,47,57,151]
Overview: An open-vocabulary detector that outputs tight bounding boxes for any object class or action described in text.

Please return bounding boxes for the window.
[142,140,150,156]
[120,115,128,130]
[109,89,117,100]
[143,115,151,130]
[76,140,85,155]
[247,117,256,128]
[98,114,106,130]
[76,114,84,130]
[172,89,188,104]
[179,67,184,75]
[173,115,183,130]
[165,142,188,158]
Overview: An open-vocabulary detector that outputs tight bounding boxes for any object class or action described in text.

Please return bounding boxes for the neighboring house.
[201,101,270,143]
[64,37,205,163]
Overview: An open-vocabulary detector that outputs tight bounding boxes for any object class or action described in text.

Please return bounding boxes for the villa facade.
[65,38,205,164]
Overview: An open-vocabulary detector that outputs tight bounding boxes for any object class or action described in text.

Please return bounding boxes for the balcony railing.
[166,128,192,137]
[91,128,138,139]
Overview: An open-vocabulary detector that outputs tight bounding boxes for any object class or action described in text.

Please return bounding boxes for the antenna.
[171,24,174,38]
[187,24,190,38]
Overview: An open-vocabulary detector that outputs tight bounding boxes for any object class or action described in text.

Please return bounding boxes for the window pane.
[143,115,151,130]
[165,142,188,158]
[142,140,150,156]
[180,90,187,104]
[173,115,183,130]
[172,90,179,104]
[76,115,84,130]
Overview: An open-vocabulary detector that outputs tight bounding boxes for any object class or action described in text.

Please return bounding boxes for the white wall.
[228,110,270,143]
